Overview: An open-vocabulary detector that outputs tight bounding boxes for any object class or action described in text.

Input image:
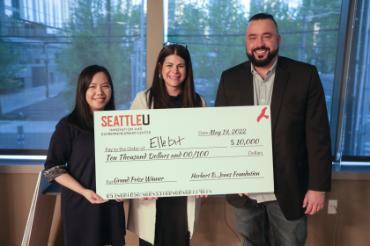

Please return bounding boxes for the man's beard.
[247,47,279,67]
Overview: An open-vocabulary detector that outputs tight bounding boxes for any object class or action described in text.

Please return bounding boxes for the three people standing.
[43,12,331,246]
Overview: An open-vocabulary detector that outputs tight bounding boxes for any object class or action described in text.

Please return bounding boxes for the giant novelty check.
[94,106,274,199]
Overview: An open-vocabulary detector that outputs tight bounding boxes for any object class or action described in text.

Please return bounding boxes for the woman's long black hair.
[68,65,115,131]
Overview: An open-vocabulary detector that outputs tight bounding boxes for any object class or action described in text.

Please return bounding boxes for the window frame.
[2,0,370,167]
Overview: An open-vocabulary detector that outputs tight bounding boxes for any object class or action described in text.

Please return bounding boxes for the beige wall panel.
[146,0,164,87]
[2,166,370,246]
[0,170,40,246]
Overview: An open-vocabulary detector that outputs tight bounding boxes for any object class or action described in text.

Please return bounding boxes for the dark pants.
[234,200,307,246]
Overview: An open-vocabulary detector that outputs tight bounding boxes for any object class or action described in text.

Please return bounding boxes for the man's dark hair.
[249,13,279,33]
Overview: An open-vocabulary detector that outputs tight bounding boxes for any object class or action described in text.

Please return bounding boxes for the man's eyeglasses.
[163,41,188,49]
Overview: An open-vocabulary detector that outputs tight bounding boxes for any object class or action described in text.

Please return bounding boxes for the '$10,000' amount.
[230,138,260,146]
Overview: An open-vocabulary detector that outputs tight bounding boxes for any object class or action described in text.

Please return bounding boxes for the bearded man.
[215,13,332,246]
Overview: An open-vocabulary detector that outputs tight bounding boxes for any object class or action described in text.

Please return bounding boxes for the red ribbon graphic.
[257,106,269,122]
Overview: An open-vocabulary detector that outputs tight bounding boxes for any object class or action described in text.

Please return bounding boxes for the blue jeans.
[234,200,307,246]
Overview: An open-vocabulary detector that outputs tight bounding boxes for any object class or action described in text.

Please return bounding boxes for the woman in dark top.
[44,65,125,246]
[128,44,205,246]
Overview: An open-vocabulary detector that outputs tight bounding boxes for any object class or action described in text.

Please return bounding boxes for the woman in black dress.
[128,44,205,246]
[44,65,125,246]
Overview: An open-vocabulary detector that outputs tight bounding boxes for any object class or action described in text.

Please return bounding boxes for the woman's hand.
[82,189,106,204]
[194,195,208,198]
[140,197,158,200]
[54,174,107,204]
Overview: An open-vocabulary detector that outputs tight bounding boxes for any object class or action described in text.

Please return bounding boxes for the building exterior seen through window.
[341,0,370,157]
[165,0,370,161]
[165,0,340,113]
[0,0,370,163]
[0,0,147,152]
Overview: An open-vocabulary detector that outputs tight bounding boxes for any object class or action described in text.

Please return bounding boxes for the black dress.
[140,95,190,246]
[44,117,125,246]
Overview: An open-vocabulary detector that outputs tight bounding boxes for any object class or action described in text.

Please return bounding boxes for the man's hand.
[238,193,250,197]
[302,190,325,215]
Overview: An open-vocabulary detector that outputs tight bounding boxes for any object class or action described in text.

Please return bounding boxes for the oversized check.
[94,106,274,199]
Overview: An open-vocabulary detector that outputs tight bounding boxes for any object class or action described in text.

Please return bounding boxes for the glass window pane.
[165,0,342,117]
[0,0,146,153]
[342,0,370,157]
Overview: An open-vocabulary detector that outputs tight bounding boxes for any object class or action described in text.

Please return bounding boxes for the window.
[341,0,370,158]
[1,0,370,165]
[0,0,146,154]
[165,0,370,165]
[165,0,342,116]
[165,0,247,105]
